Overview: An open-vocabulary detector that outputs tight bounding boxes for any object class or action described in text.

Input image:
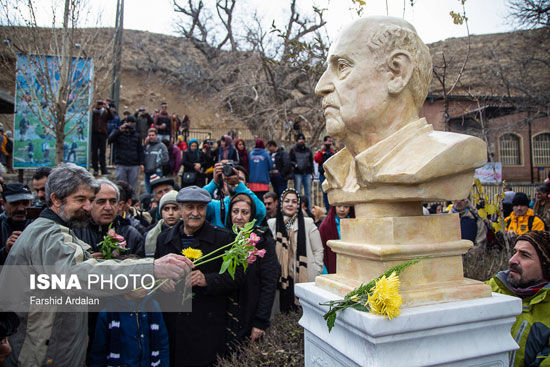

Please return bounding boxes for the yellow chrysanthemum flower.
[181,247,203,261]
[367,272,402,319]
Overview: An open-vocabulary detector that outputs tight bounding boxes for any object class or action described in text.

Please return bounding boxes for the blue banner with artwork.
[13,54,93,168]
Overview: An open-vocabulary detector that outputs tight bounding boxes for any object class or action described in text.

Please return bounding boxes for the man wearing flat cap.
[487,231,550,367]
[149,175,175,225]
[505,192,546,235]
[155,186,244,366]
[0,183,34,265]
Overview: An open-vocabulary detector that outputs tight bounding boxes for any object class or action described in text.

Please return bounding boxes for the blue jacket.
[89,296,170,367]
[248,148,273,185]
[204,181,266,228]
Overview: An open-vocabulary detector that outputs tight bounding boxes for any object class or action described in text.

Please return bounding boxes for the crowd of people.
[0,101,547,365]
[427,182,550,250]
[92,99,346,215]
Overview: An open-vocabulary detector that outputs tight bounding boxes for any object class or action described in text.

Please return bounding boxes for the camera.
[222,161,236,176]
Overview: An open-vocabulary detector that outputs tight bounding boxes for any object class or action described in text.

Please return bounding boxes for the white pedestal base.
[296,282,522,367]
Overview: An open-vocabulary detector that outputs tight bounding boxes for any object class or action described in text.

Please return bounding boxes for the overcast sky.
[22,0,515,44]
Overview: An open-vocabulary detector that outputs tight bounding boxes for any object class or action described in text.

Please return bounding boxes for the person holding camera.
[314,135,335,211]
[134,106,154,144]
[108,116,144,192]
[0,183,34,266]
[203,162,266,228]
[91,100,114,176]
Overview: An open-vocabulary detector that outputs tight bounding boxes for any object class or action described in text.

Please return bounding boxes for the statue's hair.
[365,22,432,110]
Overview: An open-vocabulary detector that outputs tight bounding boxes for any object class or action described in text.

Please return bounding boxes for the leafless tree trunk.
[173,0,328,145]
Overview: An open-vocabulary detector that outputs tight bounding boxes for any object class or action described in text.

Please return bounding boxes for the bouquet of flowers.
[147,220,264,295]
[320,257,424,332]
[98,224,127,260]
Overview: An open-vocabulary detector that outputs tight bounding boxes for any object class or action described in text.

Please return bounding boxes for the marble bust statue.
[315,16,486,205]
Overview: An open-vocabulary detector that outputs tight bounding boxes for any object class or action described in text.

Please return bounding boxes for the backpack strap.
[528,215,534,231]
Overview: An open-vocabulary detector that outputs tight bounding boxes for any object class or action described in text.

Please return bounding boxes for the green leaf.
[219,259,230,275]
[326,312,336,332]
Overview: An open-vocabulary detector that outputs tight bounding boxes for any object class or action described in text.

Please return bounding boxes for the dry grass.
[463,232,513,281]
[217,311,304,367]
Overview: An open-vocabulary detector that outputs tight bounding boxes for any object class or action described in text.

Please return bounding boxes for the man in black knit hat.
[487,231,549,367]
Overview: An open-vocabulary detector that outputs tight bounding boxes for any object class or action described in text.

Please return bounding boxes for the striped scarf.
[274,205,308,312]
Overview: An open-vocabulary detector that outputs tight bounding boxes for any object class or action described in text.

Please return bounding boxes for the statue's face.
[315,21,390,139]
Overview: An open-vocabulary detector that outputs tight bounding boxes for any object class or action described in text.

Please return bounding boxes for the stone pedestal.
[316,209,492,306]
[296,282,521,367]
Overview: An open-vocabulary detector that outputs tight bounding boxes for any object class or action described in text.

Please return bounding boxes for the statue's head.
[315,16,432,141]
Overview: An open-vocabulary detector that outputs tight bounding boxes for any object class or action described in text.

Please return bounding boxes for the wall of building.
[420,99,549,184]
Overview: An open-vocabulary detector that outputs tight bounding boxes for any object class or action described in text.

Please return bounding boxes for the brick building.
[421,27,549,184]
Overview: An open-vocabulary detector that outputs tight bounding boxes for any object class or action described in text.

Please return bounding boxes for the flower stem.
[193,252,226,267]
[190,237,239,263]
[147,278,168,295]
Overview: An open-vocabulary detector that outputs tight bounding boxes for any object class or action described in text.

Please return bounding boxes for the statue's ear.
[386,50,413,95]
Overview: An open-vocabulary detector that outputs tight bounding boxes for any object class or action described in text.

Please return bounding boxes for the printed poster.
[13,54,93,168]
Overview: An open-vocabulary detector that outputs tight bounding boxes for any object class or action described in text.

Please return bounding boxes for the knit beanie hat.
[517,231,550,280]
[512,192,530,207]
[159,190,179,211]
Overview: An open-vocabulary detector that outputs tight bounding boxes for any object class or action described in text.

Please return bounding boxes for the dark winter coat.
[314,147,335,176]
[134,112,154,141]
[218,145,239,163]
[73,216,145,257]
[108,125,144,166]
[92,107,114,135]
[144,139,169,174]
[273,147,293,180]
[290,144,314,174]
[235,227,280,340]
[0,213,32,265]
[154,112,171,137]
[182,148,206,187]
[155,220,244,366]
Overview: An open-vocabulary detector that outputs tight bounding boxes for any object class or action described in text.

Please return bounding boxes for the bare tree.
[173,0,237,61]
[507,0,550,28]
[173,0,328,144]
[432,0,471,130]
[0,0,114,165]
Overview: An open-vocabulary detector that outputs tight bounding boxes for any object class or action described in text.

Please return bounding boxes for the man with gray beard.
[0,163,192,367]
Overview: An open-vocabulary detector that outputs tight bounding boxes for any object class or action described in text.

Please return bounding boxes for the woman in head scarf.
[218,135,239,162]
[181,138,205,187]
[267,188,323,313]
[225,193,280,344]
[319,205,355,274]
[234,138,249,173]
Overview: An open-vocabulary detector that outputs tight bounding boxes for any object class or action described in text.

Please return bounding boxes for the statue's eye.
[337,59,352,78]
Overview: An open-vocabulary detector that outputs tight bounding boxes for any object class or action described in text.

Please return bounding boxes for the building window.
[533,133,550,167]
[499,134,521,166]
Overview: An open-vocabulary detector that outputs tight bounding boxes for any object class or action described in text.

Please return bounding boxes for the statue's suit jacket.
[322,118,487,203]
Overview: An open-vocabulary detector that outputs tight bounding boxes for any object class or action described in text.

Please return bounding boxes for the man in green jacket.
[487,231,549,367]
[0,163,192,367]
